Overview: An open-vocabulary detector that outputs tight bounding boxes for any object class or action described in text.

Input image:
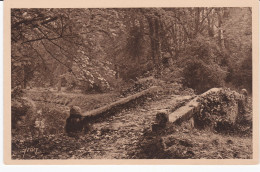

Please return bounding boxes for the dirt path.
[71,95,191,159]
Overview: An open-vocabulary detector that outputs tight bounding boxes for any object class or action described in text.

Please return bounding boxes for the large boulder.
[194,88,248,132]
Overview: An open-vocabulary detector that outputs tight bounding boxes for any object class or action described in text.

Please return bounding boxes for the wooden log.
[65,86,160,135]
[81,86,160,118]
[168,88,223,124]
[167,87,245,125]
[168,97,200,124]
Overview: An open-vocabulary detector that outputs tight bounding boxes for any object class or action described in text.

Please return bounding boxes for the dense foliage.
[11,8,252,93]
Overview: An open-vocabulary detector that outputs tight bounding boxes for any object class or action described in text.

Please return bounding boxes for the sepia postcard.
[3,0,259,165]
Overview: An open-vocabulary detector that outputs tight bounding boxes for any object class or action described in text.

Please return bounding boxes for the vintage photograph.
[10,7,253,160]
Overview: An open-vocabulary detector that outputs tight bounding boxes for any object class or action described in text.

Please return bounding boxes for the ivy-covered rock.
[194,88,246,133]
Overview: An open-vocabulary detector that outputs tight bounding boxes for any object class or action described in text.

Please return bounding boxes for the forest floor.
[11,87,252,159]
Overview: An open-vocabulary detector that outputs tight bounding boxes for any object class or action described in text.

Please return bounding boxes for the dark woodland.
[11,8,253,159]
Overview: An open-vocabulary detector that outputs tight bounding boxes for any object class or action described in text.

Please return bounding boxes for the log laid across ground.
[82,86,159,117]
[65,86,160,134]
[154,88,246,129]
[168,88,221,123]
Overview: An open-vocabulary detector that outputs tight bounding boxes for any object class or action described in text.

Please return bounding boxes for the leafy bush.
[182,59,226,94]
[160,64,184,84]
[174,35,228,94]
[226,55,252,93]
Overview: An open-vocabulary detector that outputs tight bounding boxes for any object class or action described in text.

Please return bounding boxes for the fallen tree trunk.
[82,86,159,118]
[168,88,221,124]
[65,86,160,134]
[154,88,247,130]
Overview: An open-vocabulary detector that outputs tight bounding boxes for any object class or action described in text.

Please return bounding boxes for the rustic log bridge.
[65,86,160,134]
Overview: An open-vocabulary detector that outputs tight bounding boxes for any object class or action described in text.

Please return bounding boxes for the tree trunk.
[217,8,225,48]
[58,77,61,92]
[154,17,162,76]
[147,17,156,67]
[82,86,160,117]
[194,8,200,38]
[147,16,162,76]
[207,9,214,37]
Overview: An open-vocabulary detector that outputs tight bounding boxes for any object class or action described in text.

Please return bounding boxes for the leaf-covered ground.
[12,88,252,159]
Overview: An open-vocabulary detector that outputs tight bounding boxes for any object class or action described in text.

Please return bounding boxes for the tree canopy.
[11,8,252,93]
